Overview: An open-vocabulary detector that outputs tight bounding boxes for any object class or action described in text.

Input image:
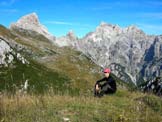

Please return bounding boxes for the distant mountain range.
[75,22,162,85]
[1,12,162,86]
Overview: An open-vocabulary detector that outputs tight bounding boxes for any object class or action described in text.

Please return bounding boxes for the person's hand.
[96,84,100,91]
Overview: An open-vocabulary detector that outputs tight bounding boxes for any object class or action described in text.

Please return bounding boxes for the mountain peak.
[66,30,77,39]
[12,12,40,28]
[55,30,78,47]
[17,12,39,25]
[98,22,144,35]
[125,25,144,34]
[127,25,139,30]
[96,22,122,36]
[99,21,116,28]
[10,12,55,41]
[100,21,109,26]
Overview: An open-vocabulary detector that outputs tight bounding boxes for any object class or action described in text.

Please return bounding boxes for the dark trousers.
[156,85,162,96]
[94,83,115,97]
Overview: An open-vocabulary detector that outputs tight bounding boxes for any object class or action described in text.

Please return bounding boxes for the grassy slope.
[0,57,72,94]
[0,25,131,94]
[1,25,161,122]
[0,25,75,94]
[1,90,162,122]
[0,25,101,94]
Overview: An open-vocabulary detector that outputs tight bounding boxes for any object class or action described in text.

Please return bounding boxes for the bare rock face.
[0,37,14,66]
[55,30,78,47]
[0,37,28,67]
[10,13,55,42]
[75,22,158,84]
[141,36,162,81]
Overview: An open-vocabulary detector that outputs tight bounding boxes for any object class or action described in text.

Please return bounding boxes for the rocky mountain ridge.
[4,13,162,85]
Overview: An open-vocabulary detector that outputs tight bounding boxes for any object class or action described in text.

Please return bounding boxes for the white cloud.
[0,0,18,6]
[0,9,18,13]
[0,8,18,15]
[45,21,92,28]
[46,21,74,26]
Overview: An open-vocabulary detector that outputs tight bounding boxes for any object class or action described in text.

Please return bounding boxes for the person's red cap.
[103,68,111,73]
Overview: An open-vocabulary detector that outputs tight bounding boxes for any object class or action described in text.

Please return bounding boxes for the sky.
[0,0,162,37]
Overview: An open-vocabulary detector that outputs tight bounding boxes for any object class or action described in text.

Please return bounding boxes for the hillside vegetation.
[1,90,162,122]
[0,25,162,122]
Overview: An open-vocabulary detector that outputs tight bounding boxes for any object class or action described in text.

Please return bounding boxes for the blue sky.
[0,0,162,37]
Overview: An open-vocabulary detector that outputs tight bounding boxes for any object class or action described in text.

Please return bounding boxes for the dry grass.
[0,90,162,122]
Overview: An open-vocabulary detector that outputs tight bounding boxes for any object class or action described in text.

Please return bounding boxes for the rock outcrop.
[0,37,28,67]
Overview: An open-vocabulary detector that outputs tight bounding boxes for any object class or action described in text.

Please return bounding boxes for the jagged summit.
[99,21,119,28]
[10,12,55,41]
[16,13,39,26]
[97,22,144,35]
[76,22,158,84]
[125,25,144,34]
[98,22,120,30]
[66,30,77,40]
[55,30,78,47]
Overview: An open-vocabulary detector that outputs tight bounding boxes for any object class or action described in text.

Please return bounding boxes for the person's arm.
[95,77,105,85]
[95,78,105,91]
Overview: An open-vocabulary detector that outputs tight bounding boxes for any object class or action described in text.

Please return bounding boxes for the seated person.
[94,68,117,97]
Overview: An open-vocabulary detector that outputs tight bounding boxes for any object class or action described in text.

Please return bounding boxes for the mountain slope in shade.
[0,33,73,94]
